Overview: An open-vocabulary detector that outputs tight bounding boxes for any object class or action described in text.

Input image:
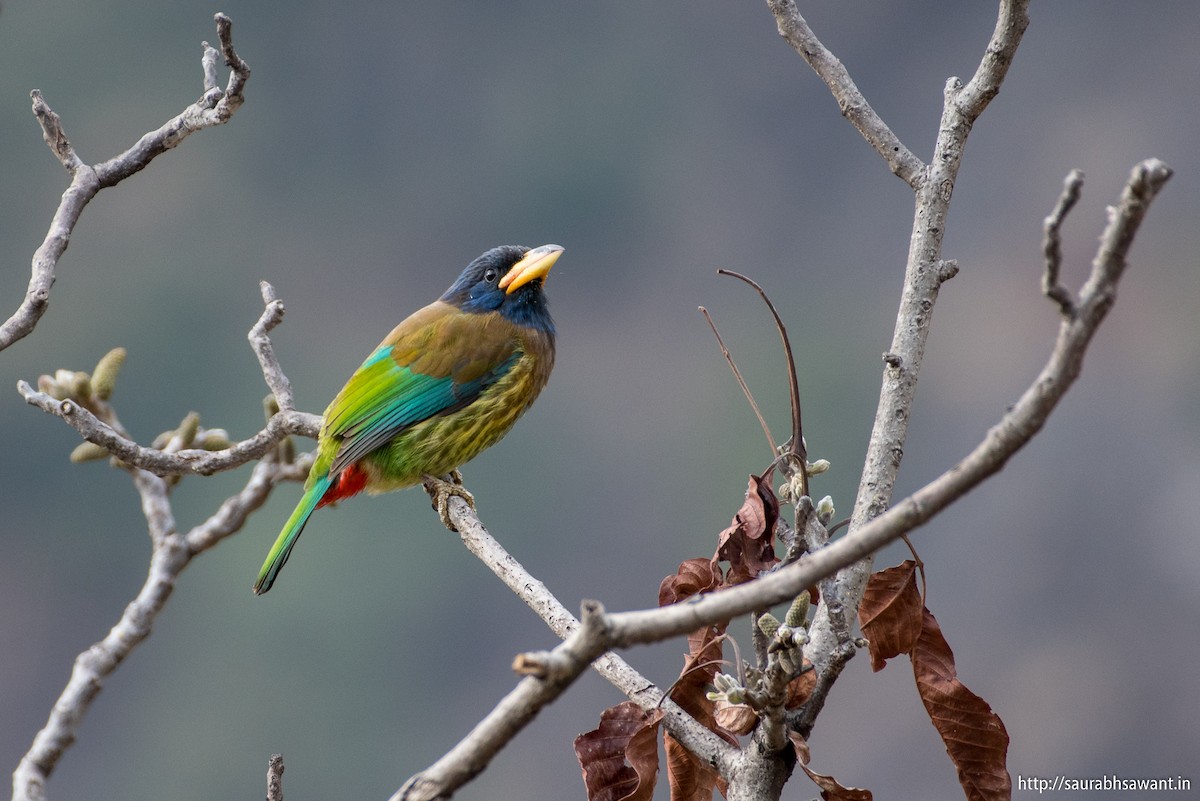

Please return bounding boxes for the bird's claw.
[422,470,475,531]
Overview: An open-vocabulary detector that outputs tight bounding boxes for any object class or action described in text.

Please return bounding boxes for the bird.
[253,243,563,594]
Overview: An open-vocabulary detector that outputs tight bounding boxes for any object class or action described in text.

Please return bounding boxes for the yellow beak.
[499,244,564,295]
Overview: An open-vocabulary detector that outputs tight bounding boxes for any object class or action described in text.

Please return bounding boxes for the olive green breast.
[359,323,555,491]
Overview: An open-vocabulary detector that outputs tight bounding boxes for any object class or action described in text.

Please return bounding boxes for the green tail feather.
[253,475,332,595]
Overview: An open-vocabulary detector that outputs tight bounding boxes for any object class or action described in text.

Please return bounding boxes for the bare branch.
[700,305,777,458]
[266,755,285,801]
[786,640,855,739]
[718,269,807,487]
[0,15,251,354]
[213,13,251,106]
[394,493,738,800]
[12,457,303,801]
[1081,160,1171,310]
[17,283,321,475]
[955,0,1032,120]
[2,97,98,353]
[92,16,250,188]
[1042,170,1085,317]
[760,3,1034,703]
[17,383,319,475]
[765,0,925,188]
[395,602,617,801]
[250,281,299,412]
[447,498,736,750]
[9,49,303,789]
[186,455,313,554]
[789,1,1035,702]
[398,157,1170,800]
[30,92,82,172]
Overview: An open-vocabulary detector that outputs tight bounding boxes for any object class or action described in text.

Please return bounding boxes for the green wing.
[322,301,520,475]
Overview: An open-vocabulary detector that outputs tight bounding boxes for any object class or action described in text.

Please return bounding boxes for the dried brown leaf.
[574,702,663,801]
[662,624,740,801]
[858,560,924,671]
[622,709,663,801]
[912,608,1011,801]
[712,474,779,586]
[799,762,874,801]
[784,657,816,709]
[793,733,868,800]
[665,733,723,801]
[712,699,757,735]
[659,557,721,607]
[788,730,811,767]
[651,475,785,800]
[671,625,735,742]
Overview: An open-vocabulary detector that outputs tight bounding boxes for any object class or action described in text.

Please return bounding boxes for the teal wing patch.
[323,343,519,475]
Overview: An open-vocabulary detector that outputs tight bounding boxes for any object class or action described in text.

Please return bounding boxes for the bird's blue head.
[441,244,562,334]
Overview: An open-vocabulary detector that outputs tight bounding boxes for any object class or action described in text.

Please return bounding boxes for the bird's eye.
[484,268,498,282]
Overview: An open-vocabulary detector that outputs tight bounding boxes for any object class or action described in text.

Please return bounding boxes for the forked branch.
[11,455,310,801]
[766,0,925,187]
[18,283,321,475]
[0,13,250,353]
[393,158,1170,800]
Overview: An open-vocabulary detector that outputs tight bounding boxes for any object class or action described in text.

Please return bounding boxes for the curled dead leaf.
[713,699,757,735]
[712,474,780,585]
[800,762,873,801]
[912,608,1011,801]
[574,701,663,801]
[665,732,724,801]
[659,557,720,607]
[858,560,924,672]
[859,560,1010,799]
[784,657,817,709]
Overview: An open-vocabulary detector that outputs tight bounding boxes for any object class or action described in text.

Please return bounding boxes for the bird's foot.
[422,471,475,531]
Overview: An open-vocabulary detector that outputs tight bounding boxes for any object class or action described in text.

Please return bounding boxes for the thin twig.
[18,383,319,475]
[391,602,617,801]
[250,281,298,412]
[717,270,807,493]
[19,283,322,475]
[30,91,82,171]
[394,491,739,801]
[786,639,855,739]
[92,17,250,187]
[443,495,736,747]
[955,0,1032,119]
[12,458,303,801]
[266,755,285,801]
[765,0,926,188]
[700,305,776,457]
[214,13,251,106]
[1042,170,1085,317]
[0,16,252,354]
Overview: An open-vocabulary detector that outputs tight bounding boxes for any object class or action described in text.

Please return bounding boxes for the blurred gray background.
[2,2,1197,799]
